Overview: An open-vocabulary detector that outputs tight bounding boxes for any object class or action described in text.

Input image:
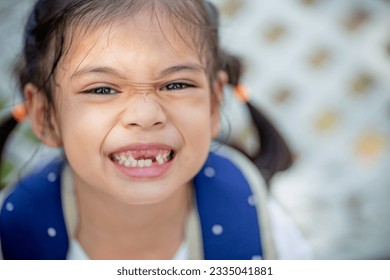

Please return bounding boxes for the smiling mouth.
[110,149,175,168]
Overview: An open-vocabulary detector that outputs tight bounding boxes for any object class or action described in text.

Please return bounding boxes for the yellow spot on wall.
[355,131,387,163]
[273,88,292,104]
[344,9,370,31]
[300,0,317,6]
[264,24,287,44]
[314,111,340,132]
[350,74,374,95]
[309,48,331,68]
[220,0,245,18]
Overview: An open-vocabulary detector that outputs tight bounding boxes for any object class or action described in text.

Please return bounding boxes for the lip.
[112,143,174,154]
[110,143,175,179]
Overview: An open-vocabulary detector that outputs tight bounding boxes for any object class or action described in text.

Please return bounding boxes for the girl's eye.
[83,87,118,95]
[162,82,193,91]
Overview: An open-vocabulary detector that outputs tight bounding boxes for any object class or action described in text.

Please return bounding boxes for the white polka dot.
[5,202,14,212]
[47,172,57,182]
[251,255,262,260]
[247,195,257,206]
[204,167,216,178]
[212,224,223,235]
[47,227,57,237]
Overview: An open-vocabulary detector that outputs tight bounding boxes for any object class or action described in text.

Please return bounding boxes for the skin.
[25,10,225,259]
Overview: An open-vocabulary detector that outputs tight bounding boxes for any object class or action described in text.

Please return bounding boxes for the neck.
[73,175,192,259]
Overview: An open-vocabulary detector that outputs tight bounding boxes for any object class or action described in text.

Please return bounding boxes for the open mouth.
[110,149,175,168]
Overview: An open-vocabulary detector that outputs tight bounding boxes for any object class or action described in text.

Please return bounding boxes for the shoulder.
[197,143,270,206]
[194,144,267,212]
[193,143,277,259]
[210,143,267,190]
[0,159,68,259]
[0,159,64,210]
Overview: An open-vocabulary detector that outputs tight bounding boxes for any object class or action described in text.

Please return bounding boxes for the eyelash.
[82,82,195,95]
[161,82,194,91]
[82,87,119,95]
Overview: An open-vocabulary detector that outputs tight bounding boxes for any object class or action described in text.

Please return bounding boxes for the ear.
[210,71,228,138]
[24,83,62,147]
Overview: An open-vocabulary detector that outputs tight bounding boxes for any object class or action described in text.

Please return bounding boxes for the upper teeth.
[113,150,171,168]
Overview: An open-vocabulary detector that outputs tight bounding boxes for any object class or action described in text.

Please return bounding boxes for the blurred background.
[0,0,389,259]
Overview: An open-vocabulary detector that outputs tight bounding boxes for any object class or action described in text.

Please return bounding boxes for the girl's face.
[35,12,221,205]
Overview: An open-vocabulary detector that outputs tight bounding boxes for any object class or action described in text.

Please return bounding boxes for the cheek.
[166,98,213,160]
[57,102,115,156]
[168,97,213,137]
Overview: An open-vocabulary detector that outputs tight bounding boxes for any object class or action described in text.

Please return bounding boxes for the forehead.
[60,8,204,73]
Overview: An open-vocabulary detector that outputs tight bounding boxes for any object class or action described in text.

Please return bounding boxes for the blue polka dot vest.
[0,152,263,259]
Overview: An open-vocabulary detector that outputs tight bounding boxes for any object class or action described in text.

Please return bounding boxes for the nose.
[121,93,167,129]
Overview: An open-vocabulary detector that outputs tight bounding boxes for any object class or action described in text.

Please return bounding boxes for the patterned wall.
[0,0,389,259]
[212,0,390,259]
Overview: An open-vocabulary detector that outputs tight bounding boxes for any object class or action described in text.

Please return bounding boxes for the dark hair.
[205,1,293,184]
[221,52,294,185]
[0,0,292,187]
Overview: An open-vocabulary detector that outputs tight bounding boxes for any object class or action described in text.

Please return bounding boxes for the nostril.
[127,122,141,128]
[153,121,164,126]
[127,121,163,128]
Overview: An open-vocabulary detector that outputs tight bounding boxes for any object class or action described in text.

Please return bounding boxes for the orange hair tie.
[234,84,249,102]
[12,103,27,122]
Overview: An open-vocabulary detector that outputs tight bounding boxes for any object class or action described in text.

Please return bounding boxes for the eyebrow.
[71,66,126,80]
[72,63,205,79]
[158,63,205,78]
[71,63,205,80]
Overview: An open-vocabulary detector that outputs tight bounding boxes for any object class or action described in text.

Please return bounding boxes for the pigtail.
[203,0,293,184]
[245,102,294,183]
[0,0,38,187]
[221,52,294,185]
[0,116,18,169]
[0,104,27,187]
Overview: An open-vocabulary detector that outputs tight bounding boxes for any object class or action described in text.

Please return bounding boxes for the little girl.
[0,0,304,260]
